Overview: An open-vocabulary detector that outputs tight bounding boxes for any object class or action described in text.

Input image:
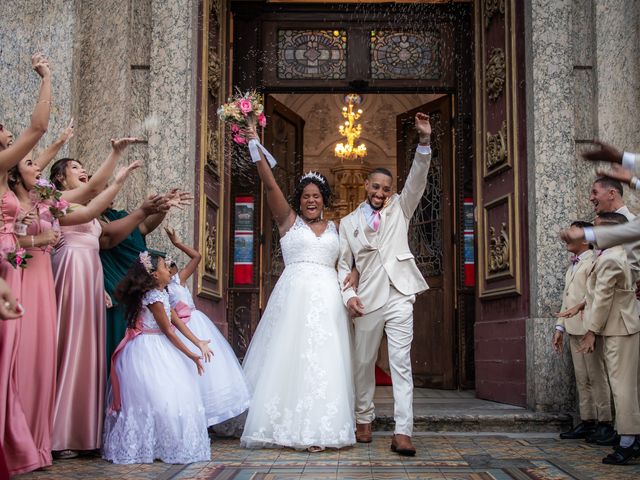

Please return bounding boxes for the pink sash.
[109,321,142,412]
[174,301,192,323]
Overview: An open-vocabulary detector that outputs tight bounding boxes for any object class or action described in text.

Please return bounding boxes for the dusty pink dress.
[15,202,57,469]
[0,191,41,475]
[51,219,106,450]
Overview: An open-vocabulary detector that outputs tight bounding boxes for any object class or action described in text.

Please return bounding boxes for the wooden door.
[261,96,305,306]
[396,96,455,389]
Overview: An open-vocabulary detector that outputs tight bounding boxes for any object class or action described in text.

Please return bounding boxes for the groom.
[338,112,432,456]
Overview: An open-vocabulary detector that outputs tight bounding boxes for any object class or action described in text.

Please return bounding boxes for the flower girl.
[102,252,212,464]
[165,227,251,427]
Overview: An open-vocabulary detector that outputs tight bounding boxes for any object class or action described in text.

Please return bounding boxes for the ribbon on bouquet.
[248,139,277,168]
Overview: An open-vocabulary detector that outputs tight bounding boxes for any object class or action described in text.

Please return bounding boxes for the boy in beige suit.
[554,221,613,442]
[572,212,640,464]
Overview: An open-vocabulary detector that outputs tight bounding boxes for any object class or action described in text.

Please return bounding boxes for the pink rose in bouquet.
[258,113,267,127]
[30,178,71,220]
[238,98,253,115]
[6,247,32,269]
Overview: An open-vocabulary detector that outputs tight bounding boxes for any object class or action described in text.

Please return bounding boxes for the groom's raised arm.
[399,112,432,218]
[338,221,357,306]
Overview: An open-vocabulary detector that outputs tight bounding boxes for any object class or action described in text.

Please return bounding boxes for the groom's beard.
[367,196,386,211]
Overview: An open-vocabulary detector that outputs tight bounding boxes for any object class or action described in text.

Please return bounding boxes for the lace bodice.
[167,274,195,310]
[280,217,339,269]
[139,289,171,330]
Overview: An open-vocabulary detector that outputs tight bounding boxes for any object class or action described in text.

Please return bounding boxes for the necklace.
[301,215,323,224]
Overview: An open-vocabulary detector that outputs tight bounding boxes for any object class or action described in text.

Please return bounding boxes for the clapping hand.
[559,225,585,244]
[582,140,623,164]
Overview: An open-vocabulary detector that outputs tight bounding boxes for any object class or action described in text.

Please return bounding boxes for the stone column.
[526,0,580,412]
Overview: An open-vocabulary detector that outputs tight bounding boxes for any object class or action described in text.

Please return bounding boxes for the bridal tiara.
[300,171,325,184]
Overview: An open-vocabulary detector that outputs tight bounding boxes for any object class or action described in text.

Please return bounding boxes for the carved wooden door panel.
[261,97,304,305]
[474,0,529,406]
[396,97,455,389]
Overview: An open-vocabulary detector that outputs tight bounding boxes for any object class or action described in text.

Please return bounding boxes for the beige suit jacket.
[338,148,431,314]
[557,249,595,335]
[584,246,640,336]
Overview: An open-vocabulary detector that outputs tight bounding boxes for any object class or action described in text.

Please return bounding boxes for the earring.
[321,209,324,220]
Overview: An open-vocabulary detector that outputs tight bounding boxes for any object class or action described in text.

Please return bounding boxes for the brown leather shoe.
[391,434,416,456]
[355,423,372,443]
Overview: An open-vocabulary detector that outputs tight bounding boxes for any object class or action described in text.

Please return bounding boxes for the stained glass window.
[277,30,347,79]
[370,30,441,80]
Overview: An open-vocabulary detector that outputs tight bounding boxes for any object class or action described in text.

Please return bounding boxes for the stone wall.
[526,0,640,412]
[0,0,198,261]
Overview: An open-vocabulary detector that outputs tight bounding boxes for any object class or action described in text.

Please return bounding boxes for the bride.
[240,118,355,451]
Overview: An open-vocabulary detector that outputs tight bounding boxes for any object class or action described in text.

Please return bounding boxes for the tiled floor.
[15,433,640,480]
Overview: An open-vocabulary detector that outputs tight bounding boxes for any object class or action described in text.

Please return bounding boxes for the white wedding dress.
[241,216,355,449]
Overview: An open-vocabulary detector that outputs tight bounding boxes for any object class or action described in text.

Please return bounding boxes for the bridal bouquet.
[31,178,70,220]
[217,89,267,145]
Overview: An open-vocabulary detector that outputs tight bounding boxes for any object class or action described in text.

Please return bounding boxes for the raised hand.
[139,194,168,215]
[164,189,193,210]
[582,140,623,164]
[415,112,431,143]
[110,137,144,153]
[114,160,142,184]
[164,226,181,245]
[31,53,50,78]
[58,117,74,144]
[596,163,633,184]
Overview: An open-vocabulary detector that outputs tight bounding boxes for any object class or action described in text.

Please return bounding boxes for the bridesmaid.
[0,53,53,475]
[47,137,143,458]
[8,150,140,470]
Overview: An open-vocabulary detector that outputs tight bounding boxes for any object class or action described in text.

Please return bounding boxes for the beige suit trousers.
[568,334,612,421]
[603,333,640,435]
[353,286,415,435]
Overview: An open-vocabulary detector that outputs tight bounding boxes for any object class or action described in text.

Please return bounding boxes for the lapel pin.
[354,228,359,237]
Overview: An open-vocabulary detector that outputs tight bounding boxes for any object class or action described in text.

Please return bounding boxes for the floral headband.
[164,254,175,268]
[300,171,325,184]
[139,251,153,273]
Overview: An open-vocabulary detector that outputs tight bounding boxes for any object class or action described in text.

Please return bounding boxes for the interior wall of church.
[0,0,199,261]
[525,0,640,412]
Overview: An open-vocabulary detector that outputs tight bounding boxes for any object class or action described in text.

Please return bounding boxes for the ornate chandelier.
[334,94,367,162]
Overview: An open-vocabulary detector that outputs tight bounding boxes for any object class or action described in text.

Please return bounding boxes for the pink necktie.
[372,210,381,231]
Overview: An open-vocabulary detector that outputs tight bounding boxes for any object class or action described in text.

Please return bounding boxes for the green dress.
[100,209,147,371]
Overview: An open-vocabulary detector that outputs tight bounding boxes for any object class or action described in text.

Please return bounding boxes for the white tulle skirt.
[241,262,355,449]
[102,334,210,464]
[175,310,251,426]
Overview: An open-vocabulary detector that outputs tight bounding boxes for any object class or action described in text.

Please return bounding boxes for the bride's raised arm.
[243,117,296,235]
